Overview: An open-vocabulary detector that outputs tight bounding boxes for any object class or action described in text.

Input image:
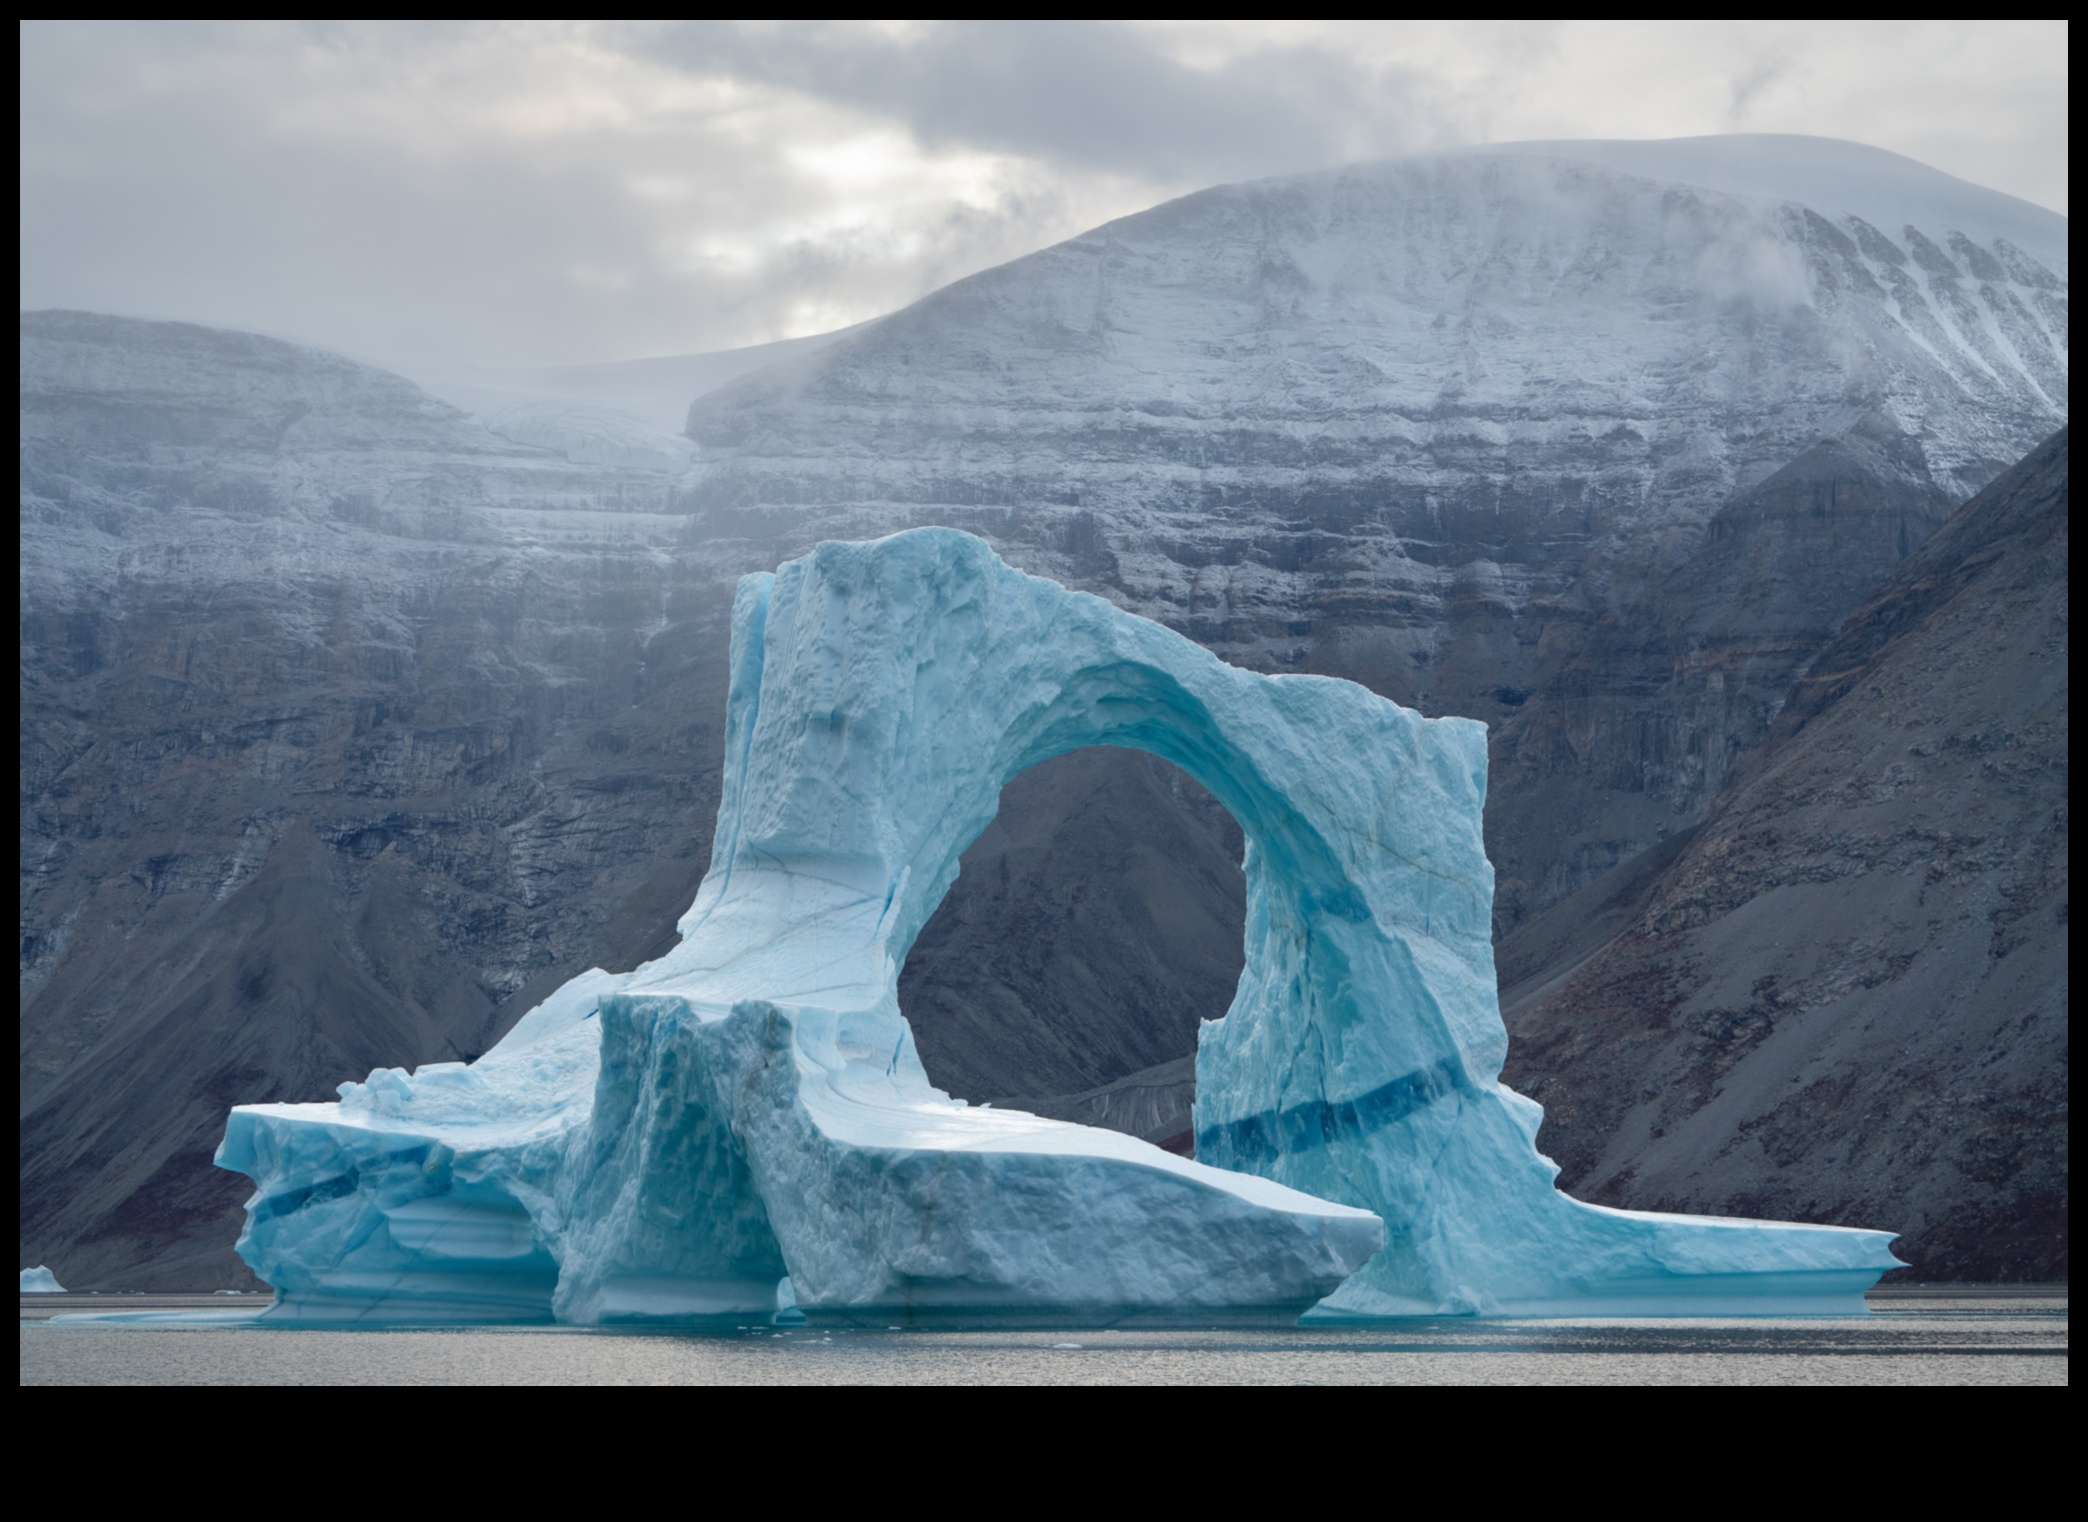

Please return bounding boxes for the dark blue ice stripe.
[1195,1057,1463,1169]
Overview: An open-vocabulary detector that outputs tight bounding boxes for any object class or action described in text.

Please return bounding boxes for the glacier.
[214,528,1900,1323]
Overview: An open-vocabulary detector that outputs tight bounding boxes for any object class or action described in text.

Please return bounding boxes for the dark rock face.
[1485,415,1959,927]
[990,1055,1199,1154]
[1500,429,2069,1281]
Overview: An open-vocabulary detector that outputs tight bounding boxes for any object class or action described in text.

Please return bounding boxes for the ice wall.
[217,528,1898,1322]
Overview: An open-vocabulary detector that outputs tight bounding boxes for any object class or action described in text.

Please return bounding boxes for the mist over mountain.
[18,136,2067,1286]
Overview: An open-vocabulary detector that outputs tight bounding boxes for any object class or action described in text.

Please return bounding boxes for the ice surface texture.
[20,1266,66,1293]
[216,529,1898,1322]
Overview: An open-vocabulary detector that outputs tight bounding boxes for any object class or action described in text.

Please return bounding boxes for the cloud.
[626,21,1446,183]
[17,21,2068,374]
[1727,58,1793,126]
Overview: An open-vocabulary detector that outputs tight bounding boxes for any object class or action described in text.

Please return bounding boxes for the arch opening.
[900,744,1245,1155]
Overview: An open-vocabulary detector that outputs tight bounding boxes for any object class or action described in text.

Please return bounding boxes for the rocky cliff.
[898,748,1244,1106]
[1499,428,2069,1279]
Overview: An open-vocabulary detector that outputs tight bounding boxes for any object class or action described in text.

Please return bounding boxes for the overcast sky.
[19,20,2070,372]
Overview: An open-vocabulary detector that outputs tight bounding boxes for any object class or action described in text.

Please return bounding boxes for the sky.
[18,20,2070,372]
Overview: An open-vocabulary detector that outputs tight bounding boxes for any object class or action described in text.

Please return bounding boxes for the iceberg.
[215,528,1899,1323]
[21,1266,66,1293]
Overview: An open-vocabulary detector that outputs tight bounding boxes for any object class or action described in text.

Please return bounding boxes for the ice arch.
[217,529,1898,1323]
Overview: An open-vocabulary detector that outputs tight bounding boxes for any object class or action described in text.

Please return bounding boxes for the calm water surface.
[19,1290,2066,1385]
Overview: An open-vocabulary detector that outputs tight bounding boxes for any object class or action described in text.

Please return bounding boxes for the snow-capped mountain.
[686,134,2065,923]
[690,134,2062,521]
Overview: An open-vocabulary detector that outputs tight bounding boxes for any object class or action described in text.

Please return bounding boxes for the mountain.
[19,311,743,1285]
[1499,428,2068,1280]
[18,135,2067,1285]
[683,134,2065,930]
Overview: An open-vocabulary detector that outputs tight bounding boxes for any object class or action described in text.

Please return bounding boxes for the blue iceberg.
[215,528,1899,1323]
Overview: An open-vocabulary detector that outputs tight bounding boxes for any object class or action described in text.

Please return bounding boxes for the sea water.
[19,1290,2065,1385]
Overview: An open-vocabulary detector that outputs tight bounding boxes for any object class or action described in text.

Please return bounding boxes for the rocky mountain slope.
[20,312,747,1285]
[19,135,2067,1286]
[1499,428,2068,1280]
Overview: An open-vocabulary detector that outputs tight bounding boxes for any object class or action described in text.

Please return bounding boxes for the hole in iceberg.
[900,745,1245,1157]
